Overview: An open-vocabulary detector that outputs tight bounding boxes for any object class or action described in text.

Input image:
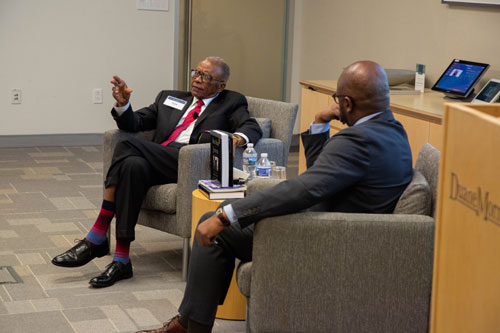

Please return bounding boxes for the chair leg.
[245,297,250,333]
[182,238,190,281]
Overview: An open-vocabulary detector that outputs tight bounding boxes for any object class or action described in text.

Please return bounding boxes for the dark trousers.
[179,212,254,326]
[105,136,185,241]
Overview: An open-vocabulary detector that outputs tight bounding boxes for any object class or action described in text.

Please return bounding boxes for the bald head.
[337,61,390,116]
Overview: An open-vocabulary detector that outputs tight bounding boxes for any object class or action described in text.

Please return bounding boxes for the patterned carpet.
[0,142,299,333]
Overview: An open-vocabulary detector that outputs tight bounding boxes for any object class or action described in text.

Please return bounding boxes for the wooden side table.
[191,189,247,320]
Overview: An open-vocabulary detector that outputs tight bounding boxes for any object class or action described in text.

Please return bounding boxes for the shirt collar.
[193,93,219,108]
[353,111,384,126]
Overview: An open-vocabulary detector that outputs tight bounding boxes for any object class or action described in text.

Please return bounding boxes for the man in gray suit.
[142,60,413,332]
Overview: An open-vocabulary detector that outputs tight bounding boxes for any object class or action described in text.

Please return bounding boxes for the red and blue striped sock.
[86,200,115,245]
[113,239,131,264]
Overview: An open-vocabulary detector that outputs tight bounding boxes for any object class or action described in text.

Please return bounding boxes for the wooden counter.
[298,80,451,173]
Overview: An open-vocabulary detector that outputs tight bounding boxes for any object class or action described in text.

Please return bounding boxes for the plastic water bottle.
[256,153,271,178]
[242,143,258,173]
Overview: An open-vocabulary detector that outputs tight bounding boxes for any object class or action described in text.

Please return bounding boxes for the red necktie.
[161,99,204,146]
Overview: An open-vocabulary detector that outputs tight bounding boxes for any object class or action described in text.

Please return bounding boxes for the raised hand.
[110,75,133,107]
[314,103,340,124]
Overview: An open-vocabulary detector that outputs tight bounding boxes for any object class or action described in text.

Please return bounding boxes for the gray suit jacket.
[232,110,413,229]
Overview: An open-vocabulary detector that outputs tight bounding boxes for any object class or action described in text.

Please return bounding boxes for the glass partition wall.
[178,0,288,101]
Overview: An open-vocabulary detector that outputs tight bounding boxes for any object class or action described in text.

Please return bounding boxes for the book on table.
[198,187,245,200]
[198,179,246,200]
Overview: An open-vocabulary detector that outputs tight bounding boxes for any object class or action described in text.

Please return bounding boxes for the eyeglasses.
[190,69,225,83]
[332,93,352,104]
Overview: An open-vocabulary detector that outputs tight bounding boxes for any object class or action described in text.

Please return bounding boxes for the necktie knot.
[160,98,205,146]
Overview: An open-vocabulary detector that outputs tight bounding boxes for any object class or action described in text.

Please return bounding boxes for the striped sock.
[86,200,115,245]
[113,239,131,264]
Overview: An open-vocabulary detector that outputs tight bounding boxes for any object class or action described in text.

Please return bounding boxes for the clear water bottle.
[242,143,258,173]
[256,153,271,178]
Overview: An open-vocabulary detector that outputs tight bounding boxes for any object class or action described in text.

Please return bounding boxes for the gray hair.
[206,56,230,82]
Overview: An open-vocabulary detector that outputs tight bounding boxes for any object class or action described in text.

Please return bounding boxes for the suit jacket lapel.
[194,94,222,129]
[168,95,193,127]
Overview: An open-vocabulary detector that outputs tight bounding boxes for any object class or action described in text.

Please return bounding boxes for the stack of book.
[198,179,246,200]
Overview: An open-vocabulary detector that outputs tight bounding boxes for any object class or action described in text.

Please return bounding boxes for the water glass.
[271,166,286,180]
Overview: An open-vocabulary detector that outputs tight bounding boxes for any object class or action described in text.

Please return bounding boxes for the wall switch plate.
[92,88,103,104]
[11,89,22,104]
[136,0,168,11]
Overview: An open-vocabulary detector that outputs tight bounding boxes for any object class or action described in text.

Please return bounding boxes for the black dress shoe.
[51,238,109,268]
[89,260,133,288]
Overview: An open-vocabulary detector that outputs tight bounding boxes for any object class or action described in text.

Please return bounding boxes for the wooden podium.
[191,189,246,320]
[431,103,500,332]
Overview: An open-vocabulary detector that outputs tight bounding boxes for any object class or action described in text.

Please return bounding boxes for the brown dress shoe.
[137,315,187,333]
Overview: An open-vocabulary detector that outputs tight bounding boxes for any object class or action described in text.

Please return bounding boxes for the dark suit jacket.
[232,110,413,228]
[111,90,262,144]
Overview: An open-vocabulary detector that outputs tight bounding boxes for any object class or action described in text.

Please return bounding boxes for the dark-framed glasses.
[190,69,224,83]
[332,93,353,104]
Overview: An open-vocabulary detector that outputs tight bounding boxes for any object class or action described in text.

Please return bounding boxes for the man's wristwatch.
[216,207,231,227]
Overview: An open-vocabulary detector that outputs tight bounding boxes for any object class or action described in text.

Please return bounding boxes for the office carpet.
[0,141,299,333]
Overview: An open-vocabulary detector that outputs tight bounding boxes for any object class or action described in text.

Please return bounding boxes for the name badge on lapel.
[164,96,187,110]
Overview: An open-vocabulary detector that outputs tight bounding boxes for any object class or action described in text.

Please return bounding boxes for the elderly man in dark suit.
[143,60,413,333]
[51,57,262,288]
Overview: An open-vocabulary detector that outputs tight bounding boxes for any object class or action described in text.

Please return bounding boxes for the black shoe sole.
[89,271,133,288]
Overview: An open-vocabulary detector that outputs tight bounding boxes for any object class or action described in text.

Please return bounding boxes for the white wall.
[296,0,500,87]
[285,0,500,133]
[0,0,178,136]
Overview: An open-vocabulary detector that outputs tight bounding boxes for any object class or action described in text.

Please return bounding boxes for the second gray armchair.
[237,143,440,332]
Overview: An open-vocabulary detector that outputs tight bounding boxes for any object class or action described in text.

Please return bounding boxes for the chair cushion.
[393,169,431,216]
[414,143,440,217]
[236,261,252,297]
[254,118,272,138]
[141,184,177,214]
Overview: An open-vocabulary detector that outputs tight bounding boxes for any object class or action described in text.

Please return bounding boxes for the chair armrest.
[233,138,285,170]
[254,138,285,166]
[175,143,212,233]
[102,129,155,181]
[236,261,252,297]
[248,212,435,332]
[246,178,284,196]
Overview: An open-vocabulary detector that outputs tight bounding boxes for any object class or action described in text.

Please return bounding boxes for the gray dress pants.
[179,211,254,326]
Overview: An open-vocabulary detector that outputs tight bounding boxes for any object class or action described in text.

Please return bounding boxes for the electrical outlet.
[93,88,103,104]
[11,89,22,104]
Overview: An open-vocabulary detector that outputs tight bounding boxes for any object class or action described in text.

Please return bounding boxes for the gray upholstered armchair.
[102,96,298,280]
[236,143,440,332]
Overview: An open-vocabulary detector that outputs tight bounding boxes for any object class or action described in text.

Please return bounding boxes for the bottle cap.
[261,153,268,157]
[247,143,253,148]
